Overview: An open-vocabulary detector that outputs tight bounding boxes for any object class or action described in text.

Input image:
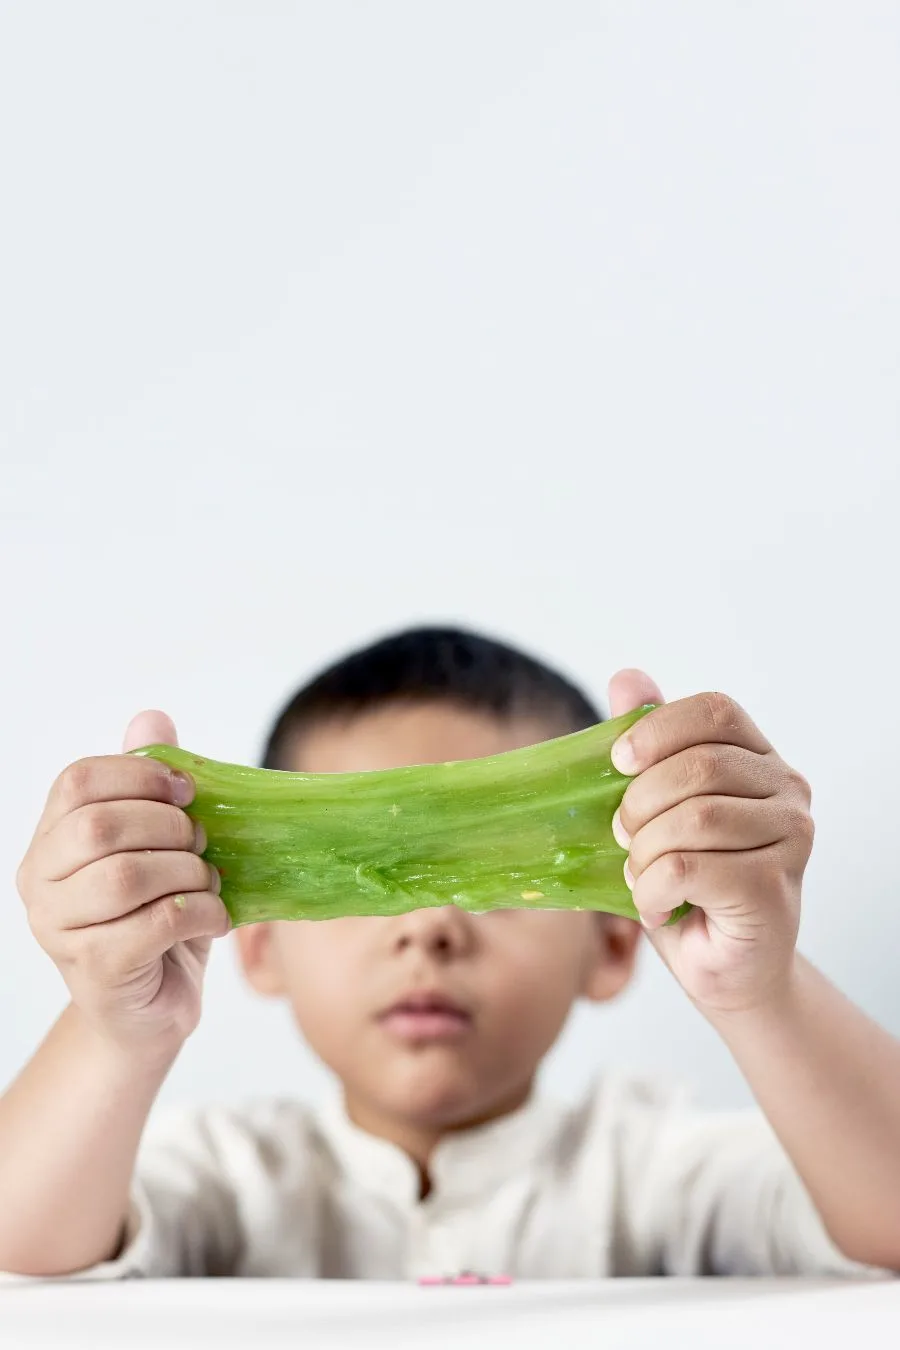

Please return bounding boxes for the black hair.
[260,625,602,769]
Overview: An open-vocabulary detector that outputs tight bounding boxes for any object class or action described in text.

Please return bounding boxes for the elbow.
[0,1231,118,1280]
[826,1225,900,1275]
[0,1248,92,1279]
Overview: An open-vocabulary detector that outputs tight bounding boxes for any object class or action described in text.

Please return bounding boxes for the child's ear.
[580,914,643,1003]
[233,922,287,998]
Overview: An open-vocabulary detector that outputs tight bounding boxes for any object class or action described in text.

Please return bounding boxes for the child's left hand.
[608,671,815,1016]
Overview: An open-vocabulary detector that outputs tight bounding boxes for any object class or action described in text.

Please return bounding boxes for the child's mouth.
[377,991,473,1043]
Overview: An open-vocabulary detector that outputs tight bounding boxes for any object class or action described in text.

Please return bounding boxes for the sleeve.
[622,1090,892,1278]
[106,1108,245,1278]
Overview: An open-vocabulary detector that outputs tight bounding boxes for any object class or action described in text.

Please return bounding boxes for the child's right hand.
[15,711,231,1056]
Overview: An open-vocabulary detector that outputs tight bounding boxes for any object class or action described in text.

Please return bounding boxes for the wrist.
[696,953,807,1041]
[64,1004,184,1087]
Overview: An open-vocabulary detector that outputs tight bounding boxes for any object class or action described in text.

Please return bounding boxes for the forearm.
[707,954,900,1270]
[0,1004,177,1276]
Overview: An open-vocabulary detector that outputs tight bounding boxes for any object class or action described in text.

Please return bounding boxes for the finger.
[45,801,206,881]
[611,692,772,777]
[122,710,179,755]
[56,850,218,928]
[72,889,231,976]
[627,843,786,930]
[40,755,194,833]
[616,744,778,839]
[607,669,666,720]
[626,795,787,883]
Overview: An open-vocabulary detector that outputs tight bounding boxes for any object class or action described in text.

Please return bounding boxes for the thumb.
[607,669,666,720]
[122,709,179,754]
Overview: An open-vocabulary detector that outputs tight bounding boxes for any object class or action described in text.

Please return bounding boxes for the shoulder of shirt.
[138,1096,324,1170]
[553,1070,774,1191]
[568,1068,776,1137]
[568,1067,693,1122]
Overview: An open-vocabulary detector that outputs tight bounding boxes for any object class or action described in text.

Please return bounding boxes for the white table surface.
[1,1278,898,1350]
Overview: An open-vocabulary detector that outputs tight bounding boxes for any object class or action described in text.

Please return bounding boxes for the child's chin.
[378,1055,487,1127]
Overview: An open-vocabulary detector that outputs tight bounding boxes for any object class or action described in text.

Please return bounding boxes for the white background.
[1,1,898,1114]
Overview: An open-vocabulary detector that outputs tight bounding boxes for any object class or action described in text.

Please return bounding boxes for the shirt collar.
[315,1087,566,1207]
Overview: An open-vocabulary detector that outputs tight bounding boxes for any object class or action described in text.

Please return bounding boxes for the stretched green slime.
[132,705,689,928]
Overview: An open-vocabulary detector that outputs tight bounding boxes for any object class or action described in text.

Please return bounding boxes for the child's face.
[236,702,641,1136]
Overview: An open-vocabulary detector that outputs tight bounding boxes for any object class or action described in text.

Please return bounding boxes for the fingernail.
[193,820,207,855]
[623,858,635,890]
[611,808,631,850]
[640,911,670,931]
[611,735,638,775]
[208,863,221,894]
[169,771,194,806]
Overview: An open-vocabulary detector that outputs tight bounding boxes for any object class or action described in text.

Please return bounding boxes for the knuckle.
[142,759,177,801]
[665,851,691,885]
[106,851,143,902]
[689,746,721,791]
[58,759,96,811]
[77,805,119,854]
[700,690,737,733]
[672,755,694,793]
[691,797,717,833]
[147,895,183,939]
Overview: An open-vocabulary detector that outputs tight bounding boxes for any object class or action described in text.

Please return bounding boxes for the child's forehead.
[283,701,558,775]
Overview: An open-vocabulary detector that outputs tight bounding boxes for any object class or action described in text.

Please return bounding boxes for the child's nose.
[390,905,472,959]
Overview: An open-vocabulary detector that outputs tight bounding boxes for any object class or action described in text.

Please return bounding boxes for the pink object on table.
[418,1271,513,1287]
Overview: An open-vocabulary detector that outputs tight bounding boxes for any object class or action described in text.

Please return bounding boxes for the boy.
[2,626,899,1280]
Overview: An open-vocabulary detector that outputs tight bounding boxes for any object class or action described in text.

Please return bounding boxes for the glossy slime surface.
[132,706,690,928]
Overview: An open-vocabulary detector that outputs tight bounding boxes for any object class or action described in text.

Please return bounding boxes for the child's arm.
[0,1004,177,1275]
[0,712,229,1276]
[706,954,900,1271]
[610,675,900,1272]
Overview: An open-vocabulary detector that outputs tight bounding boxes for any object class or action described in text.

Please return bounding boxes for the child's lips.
[377,993,473,1043]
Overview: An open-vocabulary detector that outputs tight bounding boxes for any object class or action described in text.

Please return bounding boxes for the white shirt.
[68,1073,880,1281]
